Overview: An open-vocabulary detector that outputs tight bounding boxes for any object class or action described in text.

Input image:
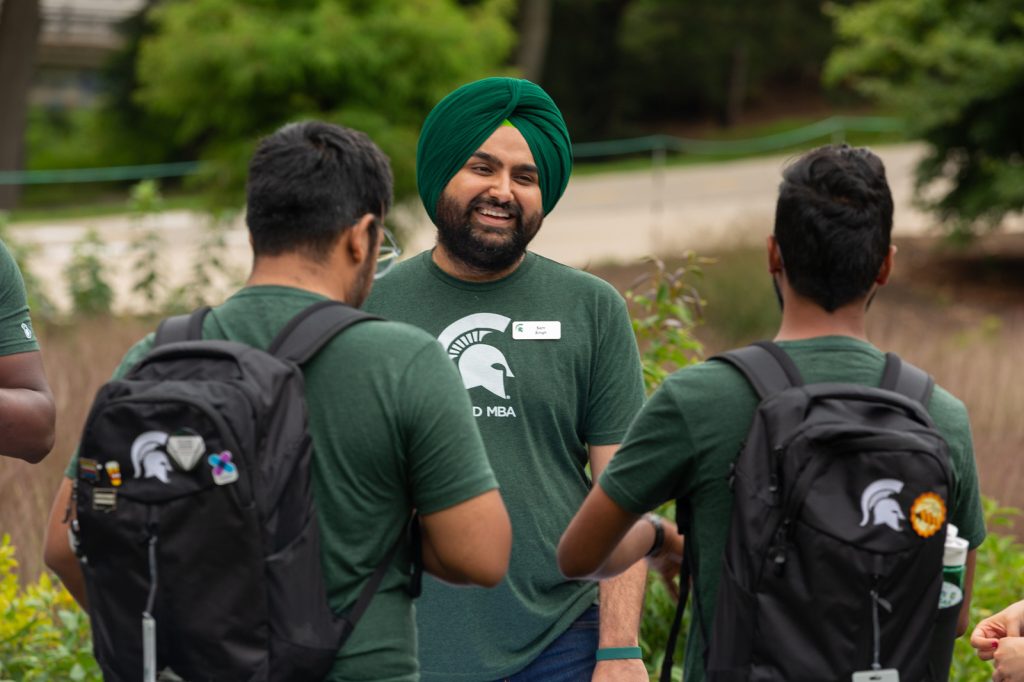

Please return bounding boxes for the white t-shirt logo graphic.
[438,313,514,400]
[20,322,32,339]
[859,478,906,532]
[130,431,173,484]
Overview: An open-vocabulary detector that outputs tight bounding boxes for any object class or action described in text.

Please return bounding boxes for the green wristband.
[595,646,643,661]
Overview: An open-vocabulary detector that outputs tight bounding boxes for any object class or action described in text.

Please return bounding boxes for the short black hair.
[246,121,393,261]
[774,145,894,312]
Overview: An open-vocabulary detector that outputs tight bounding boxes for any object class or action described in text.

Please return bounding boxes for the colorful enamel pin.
[208,451,239,486]
[104,461,123,487]
[79,458,100,482]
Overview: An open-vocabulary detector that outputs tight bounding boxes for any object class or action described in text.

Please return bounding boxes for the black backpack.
[660,341,954,682]
[72,300,405,682]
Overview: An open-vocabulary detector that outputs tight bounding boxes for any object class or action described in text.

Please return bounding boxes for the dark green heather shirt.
[600,336,986,682]
[0,239,38,356]
[68,286,498,681]
[365,251,646,680]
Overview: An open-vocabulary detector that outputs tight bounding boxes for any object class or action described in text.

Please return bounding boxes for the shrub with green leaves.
[0,535,99,681]
[626,254,707,394]
[134,0,516,206]
[64,229,114,317]
[127,180,165,310]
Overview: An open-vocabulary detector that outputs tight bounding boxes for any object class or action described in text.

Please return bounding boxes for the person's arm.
[419,488,510,587]
[43,477,89,609]
[588,444,652,682]
[0,350,55,462]
[972,597,1024,659]
[558,481,682,581]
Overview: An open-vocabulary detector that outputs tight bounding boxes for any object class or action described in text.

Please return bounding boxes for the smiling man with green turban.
[366,77,673,681]
[416,76,573,227]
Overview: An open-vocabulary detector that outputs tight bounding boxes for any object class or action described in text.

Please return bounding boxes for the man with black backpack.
[43,120,511,682]
[558,144,986,681]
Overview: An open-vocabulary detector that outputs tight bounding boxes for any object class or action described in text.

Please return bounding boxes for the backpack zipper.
[869,575,892,670]
[142,509,160,682]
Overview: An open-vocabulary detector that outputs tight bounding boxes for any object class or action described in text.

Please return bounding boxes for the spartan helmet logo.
[130,431,173,484]
[859,478,906,532]
[438,313,515,399]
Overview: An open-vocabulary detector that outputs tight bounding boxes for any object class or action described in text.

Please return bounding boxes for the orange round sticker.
[910,492,946,538]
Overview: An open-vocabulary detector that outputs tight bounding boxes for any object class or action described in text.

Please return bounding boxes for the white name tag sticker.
[852,670,899,682]
[512,321,561,340]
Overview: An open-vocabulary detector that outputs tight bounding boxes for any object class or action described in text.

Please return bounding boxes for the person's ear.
[346,213,377,264]
[876,244,897,285]
[767,235,784,274]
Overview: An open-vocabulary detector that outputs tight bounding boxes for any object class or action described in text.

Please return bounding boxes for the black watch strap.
[645,514,665,558]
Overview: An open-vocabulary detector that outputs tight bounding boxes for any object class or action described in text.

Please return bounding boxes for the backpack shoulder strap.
[337,514,420,646]
[154,306,211,346]
[711,340,804,400]
[268,300,381,365]
[880,353,935,406]
[660,501,707,681]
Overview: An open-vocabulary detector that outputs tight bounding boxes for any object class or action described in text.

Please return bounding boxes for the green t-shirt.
[364,251,646,680]
[67,286,498,681]
[599,336,987,682]
[0,240,39,355]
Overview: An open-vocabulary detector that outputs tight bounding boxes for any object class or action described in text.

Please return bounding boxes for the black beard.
[435,194,543,273]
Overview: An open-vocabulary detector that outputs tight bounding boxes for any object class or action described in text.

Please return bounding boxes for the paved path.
[8,143,982,312]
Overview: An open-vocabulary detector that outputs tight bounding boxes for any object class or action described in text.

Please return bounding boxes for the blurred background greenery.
[1,0,1021,239]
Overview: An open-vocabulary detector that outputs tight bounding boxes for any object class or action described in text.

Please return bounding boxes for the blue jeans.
[496,604,599,682]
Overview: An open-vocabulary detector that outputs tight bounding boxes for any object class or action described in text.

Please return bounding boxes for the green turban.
[416,77,573,224]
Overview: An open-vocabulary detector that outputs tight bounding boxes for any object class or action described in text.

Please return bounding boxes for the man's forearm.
[0,387,56,462]
[598,560,647,647]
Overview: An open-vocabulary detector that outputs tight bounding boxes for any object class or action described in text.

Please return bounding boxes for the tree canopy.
[133,0,516,205]
[540,0,840,141]
[826,0,1024,238]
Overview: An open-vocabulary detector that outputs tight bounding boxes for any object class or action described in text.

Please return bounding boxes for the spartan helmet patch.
[438,313,514,400]
[859,478,906,532]
[130,431,173,484]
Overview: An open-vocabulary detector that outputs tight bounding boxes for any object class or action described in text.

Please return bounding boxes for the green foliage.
[0,214,56,321]
[0,535,100,681]
[950,499,1024,680]
[641,567,686,680]
[626,255,706,393]
[825,0,1024,238]
[64,230,114,317]
[128,180,165,308]
[133,0,516,206]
